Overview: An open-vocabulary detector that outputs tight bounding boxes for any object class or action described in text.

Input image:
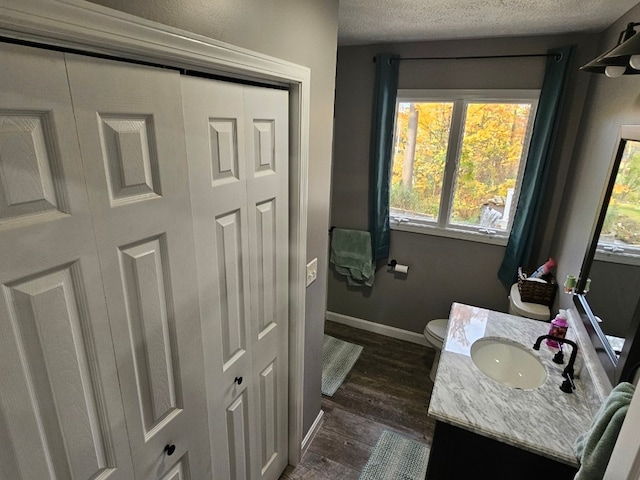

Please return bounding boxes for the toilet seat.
[423,319,448,348]
[509,283,550,321]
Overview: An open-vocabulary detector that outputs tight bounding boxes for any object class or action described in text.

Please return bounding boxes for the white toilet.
[506,283,551,321]
[423,284,551,382]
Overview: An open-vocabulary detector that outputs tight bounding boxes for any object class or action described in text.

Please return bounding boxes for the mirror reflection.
[577,126,640,384]
[586,139,640,358]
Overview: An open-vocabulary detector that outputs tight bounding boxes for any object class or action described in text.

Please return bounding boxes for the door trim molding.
[0,0,309,466]
[301,409,324,456]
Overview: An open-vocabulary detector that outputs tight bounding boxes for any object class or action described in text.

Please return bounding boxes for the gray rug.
[321,334,363,396]
[359,430,430,480]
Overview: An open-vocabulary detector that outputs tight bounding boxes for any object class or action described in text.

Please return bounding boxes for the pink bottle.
[530,258,556,279]
[546,312,568,348]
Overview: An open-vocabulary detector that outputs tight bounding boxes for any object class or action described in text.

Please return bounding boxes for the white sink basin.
[470,338,547,390]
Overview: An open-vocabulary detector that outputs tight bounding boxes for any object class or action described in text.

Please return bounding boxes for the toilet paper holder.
[387,259,409,274]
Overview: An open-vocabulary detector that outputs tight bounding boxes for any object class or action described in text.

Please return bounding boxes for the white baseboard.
[301,409,324,456]
[325,311,429,346]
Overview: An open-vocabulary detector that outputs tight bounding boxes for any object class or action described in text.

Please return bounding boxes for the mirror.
[575,124,640,385]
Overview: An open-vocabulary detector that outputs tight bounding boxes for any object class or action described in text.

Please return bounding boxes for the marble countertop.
[428,302,594,467]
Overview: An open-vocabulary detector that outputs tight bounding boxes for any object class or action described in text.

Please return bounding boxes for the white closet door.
[181,77,289,480]
[244,85,289,480]
[0,43,134,480]
[181,77,254,480]
[65,55,211,480]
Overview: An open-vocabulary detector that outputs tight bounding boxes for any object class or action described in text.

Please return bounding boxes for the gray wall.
[88,0,339,435]
[555,1,640,324]
[329,35,597,333]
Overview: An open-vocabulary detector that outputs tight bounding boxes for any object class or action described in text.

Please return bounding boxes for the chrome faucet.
[533,335,578,393]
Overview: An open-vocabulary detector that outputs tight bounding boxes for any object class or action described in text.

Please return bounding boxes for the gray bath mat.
[359,430,430,480]
[321,334,363,396]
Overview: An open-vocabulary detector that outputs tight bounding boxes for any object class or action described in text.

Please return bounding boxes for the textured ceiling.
[338,0,640,46]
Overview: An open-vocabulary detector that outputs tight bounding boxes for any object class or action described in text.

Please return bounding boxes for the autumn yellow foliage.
[391,101,532,227]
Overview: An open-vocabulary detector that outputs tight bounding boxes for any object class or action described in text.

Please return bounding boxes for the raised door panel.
[0,42,134,480]
[216,210,248,369]
[181,76,253,480]
[65,54,211,480]
[119,237,180,433]
[160,460,189,480]
[258,360,279,475]
[0,265,115,479]
[99,116,161,205]
[244,86,289,480]
[226,391,251,480]
[0,114,63,221]
[254,199,277,336]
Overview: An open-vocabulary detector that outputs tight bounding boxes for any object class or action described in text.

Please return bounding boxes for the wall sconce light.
[581,22,640,77]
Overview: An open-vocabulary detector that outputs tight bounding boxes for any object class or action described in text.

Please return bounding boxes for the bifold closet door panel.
[0,43,135,479]
[181,75,289,480]
[181,76,254,480]
[243,85,289,480]
[65,54,212,480]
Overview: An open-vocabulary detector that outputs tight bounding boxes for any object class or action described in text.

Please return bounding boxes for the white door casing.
[181,77,289,480]
[65,54,212,479]
[0,42,135,480]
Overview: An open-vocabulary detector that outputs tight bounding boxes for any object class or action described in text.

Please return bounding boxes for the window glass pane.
[599,140,640,251]
[390,102,453,222]
[450,102,532,231]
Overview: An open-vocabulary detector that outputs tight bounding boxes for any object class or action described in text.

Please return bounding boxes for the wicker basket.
[517,267,557,306]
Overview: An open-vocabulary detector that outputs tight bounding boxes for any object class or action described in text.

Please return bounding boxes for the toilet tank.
[508,283,551,321]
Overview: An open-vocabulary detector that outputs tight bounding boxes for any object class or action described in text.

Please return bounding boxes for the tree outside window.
[599,140,640,254]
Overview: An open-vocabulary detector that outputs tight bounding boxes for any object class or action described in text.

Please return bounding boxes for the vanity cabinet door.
[426,421,578,480]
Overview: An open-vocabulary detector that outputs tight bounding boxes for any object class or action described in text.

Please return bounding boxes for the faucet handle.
[560,376,575,393]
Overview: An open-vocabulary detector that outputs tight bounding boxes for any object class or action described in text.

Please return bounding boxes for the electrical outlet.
[306,258,318,286]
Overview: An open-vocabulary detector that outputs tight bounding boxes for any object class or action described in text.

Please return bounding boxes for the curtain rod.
[374,52,562,62]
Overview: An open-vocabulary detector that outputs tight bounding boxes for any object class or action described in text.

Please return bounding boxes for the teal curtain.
[498,45,574,287]
[370,53,400,261]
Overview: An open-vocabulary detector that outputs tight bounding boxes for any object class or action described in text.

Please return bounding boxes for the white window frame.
[595,247,640,266]
[390,89,540,246]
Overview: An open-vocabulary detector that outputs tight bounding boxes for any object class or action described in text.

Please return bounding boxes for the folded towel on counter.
[573,382,635,480]
[330,228,375,287]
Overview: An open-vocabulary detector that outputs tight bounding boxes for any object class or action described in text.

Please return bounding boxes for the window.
[596,139,640,264]
[389,90,539,244]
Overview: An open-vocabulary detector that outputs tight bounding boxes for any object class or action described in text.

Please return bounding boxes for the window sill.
[594,249,640,267]
[390,221,509,247]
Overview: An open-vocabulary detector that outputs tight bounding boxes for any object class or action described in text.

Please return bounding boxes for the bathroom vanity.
[426,303,595,479]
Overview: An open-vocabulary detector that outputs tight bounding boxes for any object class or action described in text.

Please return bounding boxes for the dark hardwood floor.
[280,320,437,479]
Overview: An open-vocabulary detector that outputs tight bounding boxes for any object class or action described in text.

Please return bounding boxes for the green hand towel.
[574,382,635,480]
[330,228,375,287]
